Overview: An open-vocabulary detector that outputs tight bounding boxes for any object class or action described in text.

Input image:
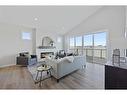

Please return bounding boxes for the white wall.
[36,27,64,50]
[0,22,35,67]
[64,6,126,63]
[32,28,36,55]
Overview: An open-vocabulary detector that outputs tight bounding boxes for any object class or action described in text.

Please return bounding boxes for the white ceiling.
[0,6,102,34]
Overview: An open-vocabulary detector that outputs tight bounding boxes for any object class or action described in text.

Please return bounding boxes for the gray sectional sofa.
[46,56,86,82]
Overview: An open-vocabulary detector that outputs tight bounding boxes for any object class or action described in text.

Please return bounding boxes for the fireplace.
[40,52,54,59]
[37,48,57,61]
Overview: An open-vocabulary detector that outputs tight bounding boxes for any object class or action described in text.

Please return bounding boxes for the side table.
[35,64,52,87]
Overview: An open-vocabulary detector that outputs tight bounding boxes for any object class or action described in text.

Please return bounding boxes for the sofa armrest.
[31,55,37,58]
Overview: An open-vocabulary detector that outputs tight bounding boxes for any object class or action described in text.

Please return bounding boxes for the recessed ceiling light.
[34,18,38,21]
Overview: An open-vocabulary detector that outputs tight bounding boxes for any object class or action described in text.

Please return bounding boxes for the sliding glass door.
[69,37,75,53]
[93,32,107,64]
[83,32,107,64]
[75,36,82,55]
[84,35,93,63]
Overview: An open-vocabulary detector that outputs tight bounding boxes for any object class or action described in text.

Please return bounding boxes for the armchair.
[17,52,37,66]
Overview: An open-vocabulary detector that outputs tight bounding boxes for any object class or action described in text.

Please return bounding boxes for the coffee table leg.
[49,70,51,77]
[39,71,43,87]
[35,71,39,82]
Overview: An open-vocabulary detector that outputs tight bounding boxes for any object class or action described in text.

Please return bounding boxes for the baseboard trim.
[0,63,16,68]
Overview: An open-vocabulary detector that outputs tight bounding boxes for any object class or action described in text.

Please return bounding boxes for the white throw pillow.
[59,56,74,63]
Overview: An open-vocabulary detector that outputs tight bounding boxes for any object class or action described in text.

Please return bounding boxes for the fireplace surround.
[36,48,57,61]
[40,52,54,59]
[37,36,57,61]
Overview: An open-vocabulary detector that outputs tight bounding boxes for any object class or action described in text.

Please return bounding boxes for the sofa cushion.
[62,56,74,63]
[56,56,74,63]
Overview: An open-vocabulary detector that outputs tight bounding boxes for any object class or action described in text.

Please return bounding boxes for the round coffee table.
[35,64,52,87]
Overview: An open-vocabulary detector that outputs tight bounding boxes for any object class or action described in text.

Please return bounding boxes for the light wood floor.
[0,63,104,89]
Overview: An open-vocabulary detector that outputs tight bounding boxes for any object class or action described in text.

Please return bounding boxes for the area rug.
[27,64,49,82]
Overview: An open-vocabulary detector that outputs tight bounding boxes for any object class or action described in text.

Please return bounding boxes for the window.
[57,37,62,43]
[68,31,107,64]
[75,36,82,46]
[84,35,93,47]
[69,37,75,49]
[94,32,106,47]
[83,32,107,64]
[22,32,31,40]
[84,35,93,57]
[75,36,82,55]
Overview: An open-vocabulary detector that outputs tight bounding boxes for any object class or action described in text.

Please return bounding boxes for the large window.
[83,32,107,64]
[69,37,75,53]
[69,37,75,49]
[75,36,82,55]
[75,36,82,46]
[84,35,93,58]
[68,32,107,64]
[93,32,107,60]
[84,35,93,47]
[94,32,106,47]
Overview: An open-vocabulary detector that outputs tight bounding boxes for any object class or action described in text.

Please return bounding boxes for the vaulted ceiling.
[0,6,102,34]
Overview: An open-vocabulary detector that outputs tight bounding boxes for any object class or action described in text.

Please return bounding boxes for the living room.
[0,5,127,90]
